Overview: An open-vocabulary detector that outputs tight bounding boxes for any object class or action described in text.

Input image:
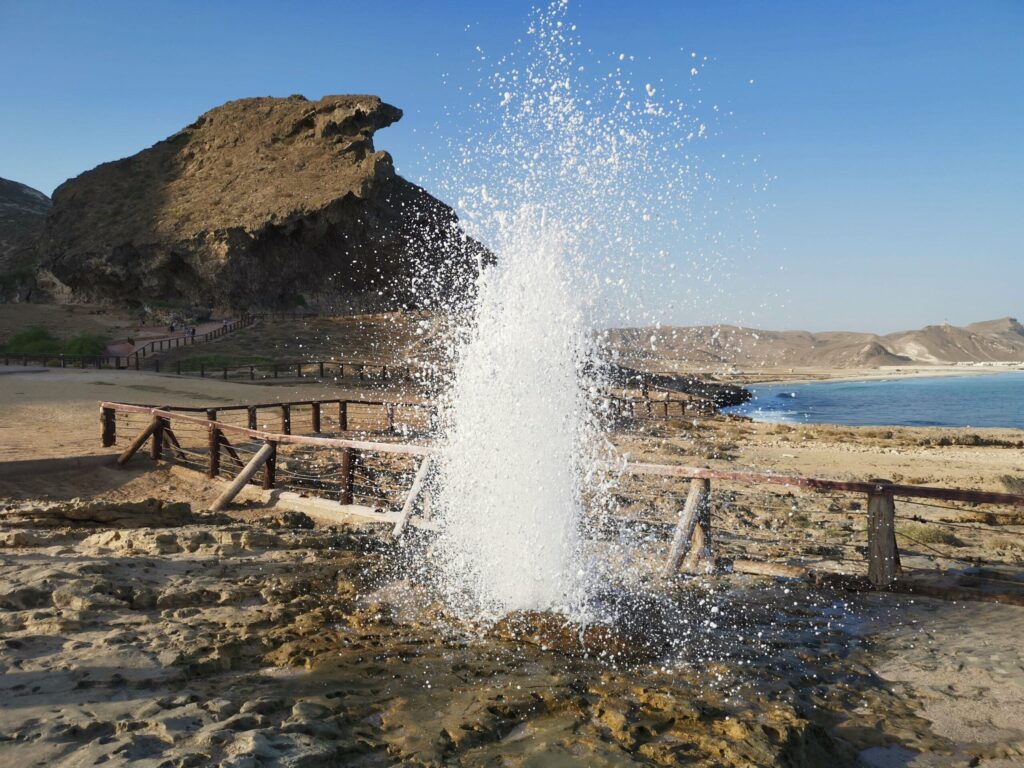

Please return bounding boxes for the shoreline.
[721,368,1024,431]
[729,364,1024,387]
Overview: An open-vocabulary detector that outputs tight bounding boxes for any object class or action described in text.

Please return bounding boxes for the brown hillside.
[607,318,1024,370]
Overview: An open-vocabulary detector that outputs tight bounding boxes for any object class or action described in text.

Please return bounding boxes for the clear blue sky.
[1,0,1021,333]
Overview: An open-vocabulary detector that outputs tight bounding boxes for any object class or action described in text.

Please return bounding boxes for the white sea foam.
[421,0,750,620]
[433,208,594,618]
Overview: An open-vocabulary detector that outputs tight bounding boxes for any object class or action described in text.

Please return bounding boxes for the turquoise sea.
[724,372,1024,429]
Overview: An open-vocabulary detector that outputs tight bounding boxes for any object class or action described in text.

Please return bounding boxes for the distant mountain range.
[607,317,1024,369]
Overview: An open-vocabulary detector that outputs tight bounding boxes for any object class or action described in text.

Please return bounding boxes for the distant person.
[222,318,229,329]
[190,326,196,340]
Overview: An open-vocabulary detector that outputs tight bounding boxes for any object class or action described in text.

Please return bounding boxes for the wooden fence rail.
[125,315,256,364]
[623,463,1024,588]
[1,350,438,383]
[100,399,1024,596]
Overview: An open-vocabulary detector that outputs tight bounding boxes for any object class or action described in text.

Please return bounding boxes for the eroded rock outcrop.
[41,95,485,310]
[0,177,51,299]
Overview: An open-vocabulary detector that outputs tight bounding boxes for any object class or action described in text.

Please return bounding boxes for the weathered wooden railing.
[101,397,433,442]
[601,392,717,419]
[2,352,124,369]
[0,316,256,371]
[102,399,434,535]
[125,315,256,363]
[2,348,438,383]
[159,359,433,382]
[623,464,1024,598]
[101,399,1024,601]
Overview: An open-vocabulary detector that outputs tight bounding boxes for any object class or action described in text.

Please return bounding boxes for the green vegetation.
[0,326,108,357]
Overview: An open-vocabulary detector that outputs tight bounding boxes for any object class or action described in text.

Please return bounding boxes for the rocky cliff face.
[41,95,485,310]
[0,178,51,299]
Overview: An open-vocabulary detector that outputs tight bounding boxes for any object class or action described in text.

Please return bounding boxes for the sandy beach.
[706,362,1024,387]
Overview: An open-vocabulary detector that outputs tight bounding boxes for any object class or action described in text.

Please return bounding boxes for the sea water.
[726,372,1024,429]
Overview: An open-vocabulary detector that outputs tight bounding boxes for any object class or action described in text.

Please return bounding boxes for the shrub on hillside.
[0,327,108,357]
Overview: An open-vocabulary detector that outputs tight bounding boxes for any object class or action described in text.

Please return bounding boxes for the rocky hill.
[0,178,51,298]
[40,95,485,311]
[608,318,1024,370]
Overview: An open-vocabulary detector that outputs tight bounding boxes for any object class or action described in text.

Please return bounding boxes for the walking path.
[103,319,239,357]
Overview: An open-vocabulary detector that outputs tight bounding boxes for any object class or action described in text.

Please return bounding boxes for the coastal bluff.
[39,94,485,311]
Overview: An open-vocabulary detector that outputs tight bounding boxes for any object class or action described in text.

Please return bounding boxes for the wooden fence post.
[207,409,220,478]
[684,489,714,573]
[101,407,116,447]
[262,443,277,489]
[247,406,257,430]
[338,401,348,431]
[150,417,166,461]
[318,361,325,378]
[116,415,163,465]
[393,456,432,537]
[281,404,291,435]
[386,404,395,433]
[339,447,353,504]
[311,402,321,433]
[249,365,255,380]
[867,480,901,588]
[210,441,276,511]
[664,478,711,577]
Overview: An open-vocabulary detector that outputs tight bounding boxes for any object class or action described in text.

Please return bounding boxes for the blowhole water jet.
[417,0,752,622]
[433,206,596,619]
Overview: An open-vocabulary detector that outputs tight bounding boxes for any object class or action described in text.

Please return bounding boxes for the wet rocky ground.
[2,496,1021,767]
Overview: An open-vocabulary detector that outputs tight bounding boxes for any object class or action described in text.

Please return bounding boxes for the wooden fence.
[0,315,256,371]
[155,359,431,382]
[1,348,433,383]
[100,398,1024,600]
[124,315,256,364]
